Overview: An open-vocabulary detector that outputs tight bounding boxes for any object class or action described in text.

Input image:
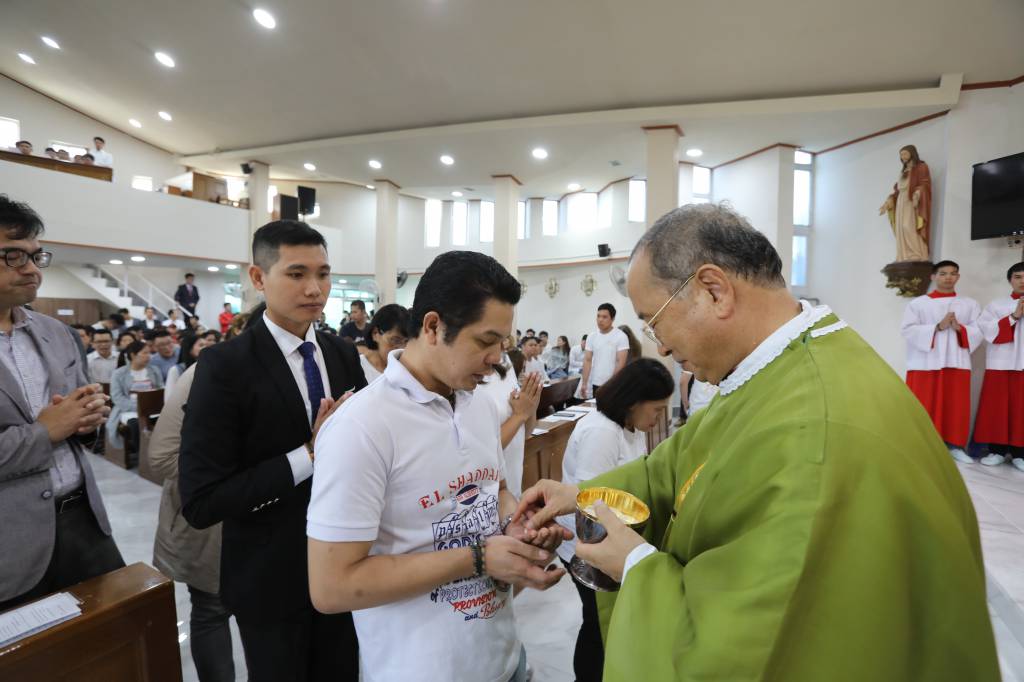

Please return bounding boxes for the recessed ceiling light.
[532,147,549,160]
[207,266,220,272]
[439,154,454,166]
[41,37,60,50]
[128,118,142,128]
[130,255,146,262]
[224,263,239,270]
[154,51,175,68]
[567,182,581,192]
[18,53,35,65]
[365,184,375,190]
[368,159,382,170]
[252,8,277,29]
[686,148,704,158]
[338,278,348,284]
[109,259,123,265]
[303,162,316,171]
[451,191,463,197]
[158,111,172,121]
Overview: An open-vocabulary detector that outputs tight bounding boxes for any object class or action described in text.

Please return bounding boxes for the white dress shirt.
[263,312,332,485]
[91,148,113,167]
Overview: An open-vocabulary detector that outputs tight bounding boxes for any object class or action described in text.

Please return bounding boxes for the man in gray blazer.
[0,195,123,611]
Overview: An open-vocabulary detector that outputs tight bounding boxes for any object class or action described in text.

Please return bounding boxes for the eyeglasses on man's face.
[0,248,53,269]
[641,271,696,344]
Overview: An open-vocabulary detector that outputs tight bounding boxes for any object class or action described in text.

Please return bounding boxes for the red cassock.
[901,291,983,447]
[973,293,1024,448]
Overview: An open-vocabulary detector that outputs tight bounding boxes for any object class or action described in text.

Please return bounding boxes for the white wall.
[0,76,183,186]
[809,85,1024,392]
[36,265,104,299]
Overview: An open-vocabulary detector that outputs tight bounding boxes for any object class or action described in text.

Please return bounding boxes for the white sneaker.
[981,453,1009,466]
[1013,458,1024,473]
[950,448,974,464]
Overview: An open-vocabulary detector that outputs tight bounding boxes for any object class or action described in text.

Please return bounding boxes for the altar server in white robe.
[976,262,1024,469]
[901,260,982,463]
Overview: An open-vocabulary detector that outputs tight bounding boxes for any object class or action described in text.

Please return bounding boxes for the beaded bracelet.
[470,538,485,578]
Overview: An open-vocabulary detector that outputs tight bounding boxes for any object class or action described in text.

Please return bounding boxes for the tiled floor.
[89,452,1024,681]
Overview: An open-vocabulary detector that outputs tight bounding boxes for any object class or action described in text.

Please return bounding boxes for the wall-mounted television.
[972,151,1024,240]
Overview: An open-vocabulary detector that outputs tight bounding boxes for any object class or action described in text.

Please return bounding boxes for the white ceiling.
[2,0,1022,198]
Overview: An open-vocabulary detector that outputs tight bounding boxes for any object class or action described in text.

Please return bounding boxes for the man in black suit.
[180,221,365,681]
[174,273,200,323]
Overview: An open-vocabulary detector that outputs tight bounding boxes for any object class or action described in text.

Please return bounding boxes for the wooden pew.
[0,149,113,182]
[535,376,580,420]
[136,389,165,485]
[522,416,578,491]
[0,562,182,681]
[645,402,671,453]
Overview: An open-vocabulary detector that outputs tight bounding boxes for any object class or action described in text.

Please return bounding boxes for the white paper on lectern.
[0,592,82,648]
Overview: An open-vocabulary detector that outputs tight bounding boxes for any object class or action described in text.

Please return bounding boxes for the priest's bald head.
[627,202,800,385]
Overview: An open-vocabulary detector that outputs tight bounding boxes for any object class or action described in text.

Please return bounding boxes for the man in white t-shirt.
[91,136,113,168]
[580,303,629,398]
[308,250,569,682]
[521,335,549,381]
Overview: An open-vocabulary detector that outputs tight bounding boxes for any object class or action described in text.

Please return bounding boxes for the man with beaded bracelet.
[308,251,568,682]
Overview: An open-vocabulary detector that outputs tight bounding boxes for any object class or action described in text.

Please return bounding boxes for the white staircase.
[66,266,147,318]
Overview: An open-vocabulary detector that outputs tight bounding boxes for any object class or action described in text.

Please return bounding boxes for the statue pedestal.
[881,261,932,297]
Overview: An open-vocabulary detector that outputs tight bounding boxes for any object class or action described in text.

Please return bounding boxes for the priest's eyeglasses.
[642,271,695,344]
[0,248,53,269]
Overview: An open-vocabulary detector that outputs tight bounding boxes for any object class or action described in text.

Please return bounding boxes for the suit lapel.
[0,359,32,421]
[251,319,312,438]
[318,332,351,400]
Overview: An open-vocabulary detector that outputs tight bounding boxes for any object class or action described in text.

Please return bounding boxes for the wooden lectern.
[0,563,182,681]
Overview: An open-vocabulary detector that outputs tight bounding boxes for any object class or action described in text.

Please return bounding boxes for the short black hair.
[595,358,675,428]
[252,220,328,270]
[1006,262,1024,281]
[82,153,94,160]
[598,302,617,319]
[117,307,129,315]
[223,302,232,308]
[118,339,148,367]
[0,195,45,240]
[521,335,539,346]
[410,251,520,342]
[93,136,105,143]
[202,329,221,342]
[932,260,959,274]
[539,331,548,337]
[150,329,172,340]
[184,273,195,279]
[108,313,125,326]
[15,140,30,147]
[45,147,55,152]
[364,304,410,350]
[350,300,366,312]
[582,334,588,341]
[92,328,112,340]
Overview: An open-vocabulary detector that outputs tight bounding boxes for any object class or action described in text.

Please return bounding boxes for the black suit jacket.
[179,316,366,620]
[174,284,200,312]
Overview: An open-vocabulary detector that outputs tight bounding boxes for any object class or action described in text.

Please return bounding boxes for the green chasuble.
[588,306,999,682]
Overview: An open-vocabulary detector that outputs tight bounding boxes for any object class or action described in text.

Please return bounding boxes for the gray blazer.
[0,308,113,602]
[107,364,163,449]
[150,364,222,594]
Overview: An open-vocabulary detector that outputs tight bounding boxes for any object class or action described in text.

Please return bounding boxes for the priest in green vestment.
[514,203,999,681]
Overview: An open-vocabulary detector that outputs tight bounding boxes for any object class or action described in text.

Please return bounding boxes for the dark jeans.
[0,489,125,612]
[187,585,235,682]
[989,444,1024,458]
[560,557,605,681]
[236,608,358,682]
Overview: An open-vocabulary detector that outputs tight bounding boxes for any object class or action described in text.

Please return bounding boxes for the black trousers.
[236,608,358,682]
[187,585,235,682]
[989,443,1024,458]
[0,490,125,612]
[560,557,605,681]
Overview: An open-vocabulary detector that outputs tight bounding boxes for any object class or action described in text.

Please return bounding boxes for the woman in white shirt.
[358,303,410,382]
[476,357,542,497]
[555,357,674,681]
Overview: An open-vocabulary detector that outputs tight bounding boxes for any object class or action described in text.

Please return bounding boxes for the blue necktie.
[298,341,326,426]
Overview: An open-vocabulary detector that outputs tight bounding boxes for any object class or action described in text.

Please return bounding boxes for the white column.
[677,163,694,206]
[441,200,454,249]
[527,198,544,242]
[643,125,682,229]
[492,175,521,278]
[773,147,795,286]
[242,161,270,310]
[467,199,481,249]
[374,180,400,305]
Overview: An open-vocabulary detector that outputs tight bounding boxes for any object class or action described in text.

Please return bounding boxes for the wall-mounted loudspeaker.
[240,163,253,175]
[297,186,316,215]
[597,243,611,257]
[279,195,299,221]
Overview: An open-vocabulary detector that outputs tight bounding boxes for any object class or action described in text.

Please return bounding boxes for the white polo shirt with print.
[308,350,519,682]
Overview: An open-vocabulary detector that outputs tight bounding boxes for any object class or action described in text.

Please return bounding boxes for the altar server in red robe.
[976,262,1024,470]
[901,260,983,463]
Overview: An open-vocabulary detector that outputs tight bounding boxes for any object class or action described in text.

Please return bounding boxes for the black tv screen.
[972,151,1024,239]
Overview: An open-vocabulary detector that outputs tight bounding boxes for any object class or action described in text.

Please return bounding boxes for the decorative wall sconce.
[545,277,560,299]
[580,274,597,297]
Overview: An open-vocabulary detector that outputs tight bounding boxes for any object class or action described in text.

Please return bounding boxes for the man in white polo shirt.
[308,250,568,682]
[580,302,630,399]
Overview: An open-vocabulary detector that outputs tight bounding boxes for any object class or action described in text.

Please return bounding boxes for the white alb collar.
[263,312,317,357]
[718,300,835,396]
